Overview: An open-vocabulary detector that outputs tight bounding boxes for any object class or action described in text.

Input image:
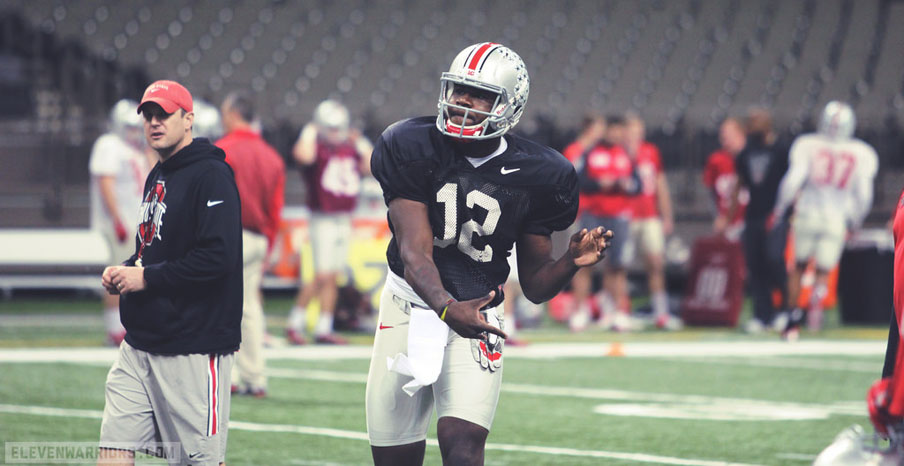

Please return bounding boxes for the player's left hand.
[471,308,504,372]
[443,290,508,341]
[568,227,613,267]
[113,219,129,243]
[109,266,147,295]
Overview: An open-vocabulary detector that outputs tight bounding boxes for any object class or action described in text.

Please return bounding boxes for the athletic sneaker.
[782,309,805,341]
[232,384,266,398]
[744,319,766,334]
[314,333,348,345]
[655,314,684,331]
[782,326,800,342]
[286,328,307,346]
[568,307,591,332]
[771,312,790,333]
[611,312,645,332]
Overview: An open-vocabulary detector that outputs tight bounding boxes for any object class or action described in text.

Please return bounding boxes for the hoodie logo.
[138,180,167,250]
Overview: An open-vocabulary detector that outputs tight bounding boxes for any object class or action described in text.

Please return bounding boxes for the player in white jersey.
[772,101,878,337]
[89,99,151,345]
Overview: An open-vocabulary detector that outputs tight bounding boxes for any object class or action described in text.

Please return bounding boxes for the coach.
[99,80,243,466]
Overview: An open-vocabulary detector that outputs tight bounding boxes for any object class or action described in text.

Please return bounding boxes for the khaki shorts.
[308,213,352,273]
[365,286,503,447]
[792,214,846,271]
[99,341,234,465]
[623,217,665,264]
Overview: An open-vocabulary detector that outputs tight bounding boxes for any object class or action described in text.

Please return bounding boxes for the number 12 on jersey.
[433,182,501,263]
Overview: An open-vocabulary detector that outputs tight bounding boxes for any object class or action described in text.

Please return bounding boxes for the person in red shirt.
[567,115,642,332]
[563,114,607,166]
[623,114,678,330]
[287,100,373,345]
[216,91,285,397]
[704,117,749,240]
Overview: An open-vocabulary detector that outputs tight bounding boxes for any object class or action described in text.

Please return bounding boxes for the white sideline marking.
[0,340,886,363]
[0,403,763,466]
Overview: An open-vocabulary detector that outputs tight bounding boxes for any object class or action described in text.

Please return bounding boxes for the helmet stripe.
[467,42,499,71]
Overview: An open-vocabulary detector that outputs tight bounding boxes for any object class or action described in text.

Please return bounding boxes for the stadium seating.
[0,0,902,230]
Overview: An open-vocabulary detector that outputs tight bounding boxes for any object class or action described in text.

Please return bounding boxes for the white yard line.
[0,340,886,363]
[0,403,763,466]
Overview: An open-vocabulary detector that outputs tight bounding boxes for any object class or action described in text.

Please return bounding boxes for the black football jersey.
[371,116,578,308]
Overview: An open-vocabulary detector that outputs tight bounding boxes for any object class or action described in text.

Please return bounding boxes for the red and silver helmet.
[436,42,529,140]
[192,99,223,140]
[110,99,142,134]
[110,99,143,148]
[818,101,856,140]
[313,99,350,144]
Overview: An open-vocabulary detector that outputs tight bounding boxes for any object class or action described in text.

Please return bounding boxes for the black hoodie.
[121,138,243,355]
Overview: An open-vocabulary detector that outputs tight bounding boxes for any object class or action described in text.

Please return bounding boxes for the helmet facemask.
[438,77,509,139]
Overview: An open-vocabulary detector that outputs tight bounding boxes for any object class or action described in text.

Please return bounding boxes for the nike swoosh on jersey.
[378,322,394,330]
[500,167,520,175]
[207,200,224,207]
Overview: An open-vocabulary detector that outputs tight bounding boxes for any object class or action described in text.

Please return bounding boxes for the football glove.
[471,308,504,372]
[114,219,129,243]
[868,378,900,437]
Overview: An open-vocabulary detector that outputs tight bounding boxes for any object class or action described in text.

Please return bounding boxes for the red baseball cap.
[137,80,193,114]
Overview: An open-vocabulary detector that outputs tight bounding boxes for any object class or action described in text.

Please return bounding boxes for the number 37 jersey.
[782,133,878,225]
[371,116,579,307]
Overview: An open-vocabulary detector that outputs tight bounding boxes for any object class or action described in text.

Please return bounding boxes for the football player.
[365,42,612,465]
[815,186,904,464]
[623,113,678,330]
[287,99,373,345]
[772,101,878,338]
[705,117,749,240]
[89,99,151,345]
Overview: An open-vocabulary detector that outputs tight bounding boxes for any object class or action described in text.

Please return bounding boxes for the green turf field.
[0,293,891,465]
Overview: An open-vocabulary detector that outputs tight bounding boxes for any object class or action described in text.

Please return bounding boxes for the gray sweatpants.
[99,341,234,465]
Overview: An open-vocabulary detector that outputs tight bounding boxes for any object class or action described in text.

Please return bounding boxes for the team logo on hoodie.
[138,180,167,249]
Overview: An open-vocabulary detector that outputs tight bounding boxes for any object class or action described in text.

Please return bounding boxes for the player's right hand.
[443,290,508,341]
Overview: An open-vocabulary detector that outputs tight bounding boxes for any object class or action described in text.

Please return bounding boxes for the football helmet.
[110,99,142,134]
[192,99,223,140]
[818,100,856,140]
[436,42,529,140]
[110,99,143,148]
[313,99,350,143]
